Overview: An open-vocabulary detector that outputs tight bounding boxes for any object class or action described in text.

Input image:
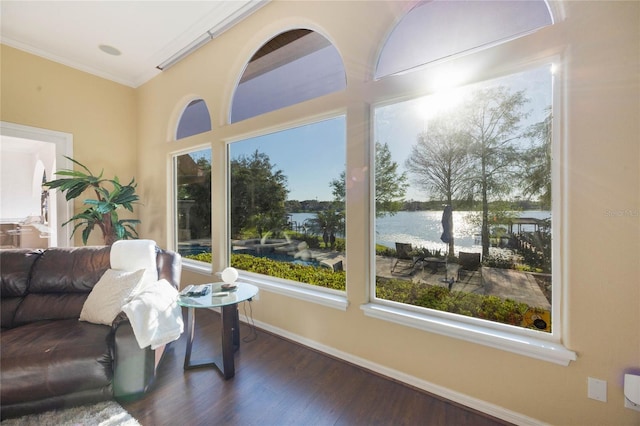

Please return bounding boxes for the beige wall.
[0,45,138,246]
[2,1,639,424]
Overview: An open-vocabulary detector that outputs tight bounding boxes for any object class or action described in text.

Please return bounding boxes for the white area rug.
[1,401,140,426]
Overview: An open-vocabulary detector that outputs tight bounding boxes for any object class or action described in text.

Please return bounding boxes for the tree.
[178,156,211,240]
[330,172,345,202]
[230,150,289,238]
[330,141,408,217]
[459,86,530,257]
[307,208,344,250]
[376,141,409,217]
[405,116,472,256]
[521,107,552,210]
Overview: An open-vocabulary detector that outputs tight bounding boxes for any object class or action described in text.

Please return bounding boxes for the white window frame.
[225,115,349,311]
[170,144,213,274]
[363,58,576,366]
[237,270,349,311]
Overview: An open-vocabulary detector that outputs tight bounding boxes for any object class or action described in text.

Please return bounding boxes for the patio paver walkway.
[376,256,550,310]
[482,267,550,310]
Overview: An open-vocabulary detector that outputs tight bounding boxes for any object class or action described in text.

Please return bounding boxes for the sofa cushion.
[80,268,146,326]
[13,293,90,327]
[0,250,43,328]
[29,246,110,294]
[0,250,41,296]
[0,319,113,406]
[11,247,110,326]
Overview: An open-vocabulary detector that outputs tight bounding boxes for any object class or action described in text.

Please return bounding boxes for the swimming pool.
[178,243,211,257]
[236,251,321,267]
[180,244,321,268]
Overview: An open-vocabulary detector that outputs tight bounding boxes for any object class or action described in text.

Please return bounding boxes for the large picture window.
[229,117,346,291]
[373,65,554,332]
[174,148,212,261]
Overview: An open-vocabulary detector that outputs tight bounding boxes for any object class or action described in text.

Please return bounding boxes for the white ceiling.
[0,1,267,88]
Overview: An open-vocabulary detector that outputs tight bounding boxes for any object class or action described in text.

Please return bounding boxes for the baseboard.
[249,318,547,426]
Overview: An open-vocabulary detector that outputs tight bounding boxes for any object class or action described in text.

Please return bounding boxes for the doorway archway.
[0,121,73,247]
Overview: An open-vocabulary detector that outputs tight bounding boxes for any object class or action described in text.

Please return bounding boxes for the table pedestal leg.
[220,304,239,378]
[183,307,196,370]
[183,304,240,379]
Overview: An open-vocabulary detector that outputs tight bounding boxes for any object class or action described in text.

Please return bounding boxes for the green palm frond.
[44,156,141,245]
[114,219,140,240]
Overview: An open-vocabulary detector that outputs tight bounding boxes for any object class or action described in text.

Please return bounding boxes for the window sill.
[238,271,349,311]
[181,259,213,275]
[360,302,576,366]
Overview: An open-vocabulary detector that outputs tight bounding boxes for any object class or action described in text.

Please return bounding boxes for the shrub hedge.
[231,254,346,291]
[185,252,548,330]
[184,252,346,290]
[376,277,549,330]
[185,252,212,263]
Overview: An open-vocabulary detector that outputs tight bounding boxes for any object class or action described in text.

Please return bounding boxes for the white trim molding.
[238,271,349,311]
[361,302,576,366]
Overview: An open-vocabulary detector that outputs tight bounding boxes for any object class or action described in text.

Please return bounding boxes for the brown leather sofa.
[0,245,182,419]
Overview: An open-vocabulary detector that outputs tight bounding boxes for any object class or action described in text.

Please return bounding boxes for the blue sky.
[229,116,346,201]
[375,64,553,201]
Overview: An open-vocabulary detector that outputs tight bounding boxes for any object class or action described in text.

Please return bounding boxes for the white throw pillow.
[110,239,159,285]
[79,268,146,325]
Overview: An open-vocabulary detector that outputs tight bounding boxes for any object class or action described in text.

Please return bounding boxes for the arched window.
[176,99,211,139]
[227,30,347,294]
[375,0,553,79]
[230,29,346,122]
[369,0,564,350]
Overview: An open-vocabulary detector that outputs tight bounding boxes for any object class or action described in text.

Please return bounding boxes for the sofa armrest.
[156,249,181,289]
[111,248,181,399]
[111,312,156,399]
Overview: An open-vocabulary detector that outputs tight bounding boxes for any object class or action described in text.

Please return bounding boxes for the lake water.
[289,210,551,254]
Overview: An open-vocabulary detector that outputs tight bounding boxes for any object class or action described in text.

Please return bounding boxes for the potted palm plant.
[44,157,140,245]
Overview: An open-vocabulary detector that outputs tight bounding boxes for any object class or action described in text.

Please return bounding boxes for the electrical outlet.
[588,377,607,402]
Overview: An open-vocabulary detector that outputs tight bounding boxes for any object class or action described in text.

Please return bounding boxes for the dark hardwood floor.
[121,307,512,426]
